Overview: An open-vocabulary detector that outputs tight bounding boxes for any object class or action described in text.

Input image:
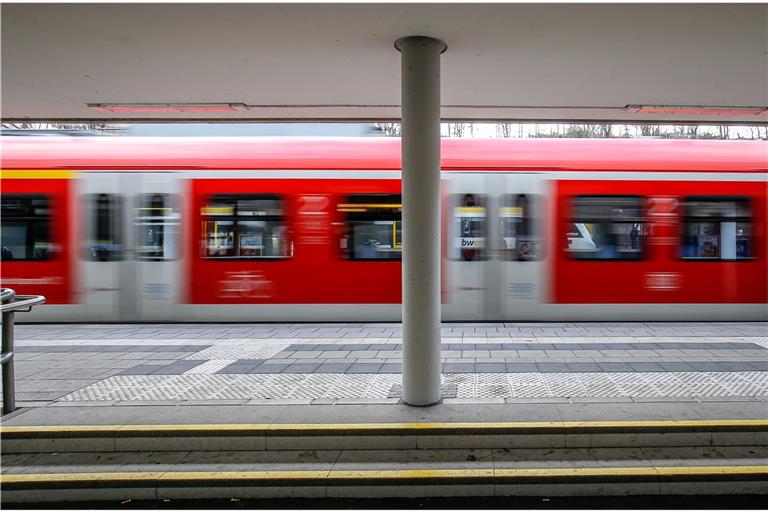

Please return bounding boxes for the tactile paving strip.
[58,371,768,402]
[185,341,291,360]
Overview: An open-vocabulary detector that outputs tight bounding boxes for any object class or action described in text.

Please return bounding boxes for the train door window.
[681,197,752,260]
[85,193,123,261]
[499,194,540,261]
[339,194,402,260]
[0,195,52,261]
[451,193,487,261]
[201,195,291,259]
[135,194,180,260]
[568,196,644,260]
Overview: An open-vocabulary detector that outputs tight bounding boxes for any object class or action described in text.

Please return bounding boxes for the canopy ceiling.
[2,3,766,123]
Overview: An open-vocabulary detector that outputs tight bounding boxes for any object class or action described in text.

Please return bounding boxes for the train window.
[339,194,402,260]
[568,196,644,260]
[0,195,52,261]
[84,194,123,261]
[201,195,291,259]
[499,194,540,261]
[681,197,752,260]
[451,193,487,261]
[135,194,180,261]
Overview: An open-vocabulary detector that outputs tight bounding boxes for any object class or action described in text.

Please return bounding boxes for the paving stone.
[597,362,633,372]
[346,363,383,374]
[475,363,507,373]
[284,363,322,373]
[628,362,665,372]
[118,365,163,375]
[565,362,603,373]
[249,363,290,374]
[443,363,475,373]
[505,363,539,373]
[315,363,352,373]
[657,362,695,372]
[217,363,259,374]
[536,362,571,373]
[688,362,728,372]
[379,363,402,373]
[716,361,758,372]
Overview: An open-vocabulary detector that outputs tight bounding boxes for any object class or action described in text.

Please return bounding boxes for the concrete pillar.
[395,36,446,406]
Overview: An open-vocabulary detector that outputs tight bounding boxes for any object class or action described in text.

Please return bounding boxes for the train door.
[79,172,136,321]
[443,173,490,321]
[133,173,182,321]
[493,173,547,320]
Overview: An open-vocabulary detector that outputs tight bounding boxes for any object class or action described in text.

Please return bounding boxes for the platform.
[2,322,767,503]
[5,322,766,407]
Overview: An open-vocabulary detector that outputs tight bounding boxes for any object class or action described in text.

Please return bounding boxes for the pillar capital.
[394,36,447,54]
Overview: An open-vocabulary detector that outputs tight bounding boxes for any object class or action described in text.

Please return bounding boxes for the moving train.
[1,136,766,322]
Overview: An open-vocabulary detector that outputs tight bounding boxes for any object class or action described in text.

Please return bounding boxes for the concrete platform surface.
[2,322,766,424]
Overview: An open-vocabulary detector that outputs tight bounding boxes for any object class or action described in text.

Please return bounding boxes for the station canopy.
[2,3,767,123]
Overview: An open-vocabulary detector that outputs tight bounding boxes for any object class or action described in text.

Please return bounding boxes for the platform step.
[3,443,766,502]
[2,461,766,501]
[3,419,767,454]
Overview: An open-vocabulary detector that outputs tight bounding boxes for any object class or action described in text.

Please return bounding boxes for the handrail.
[1,288,46,415]
[1,295,46,314]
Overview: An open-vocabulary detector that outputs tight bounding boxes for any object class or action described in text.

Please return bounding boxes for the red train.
[1,136,766,322]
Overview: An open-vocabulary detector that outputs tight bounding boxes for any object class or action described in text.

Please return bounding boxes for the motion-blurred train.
[1,136,766,322]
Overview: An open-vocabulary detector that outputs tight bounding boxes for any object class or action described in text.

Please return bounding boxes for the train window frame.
[450,193,488,262]
[339,194,402,261]
[567,195,645,261]
[83,193,124,262]
[201,194,292,261]
[134,193,181,261]
[1,194,53,262]
[680,196,753,262]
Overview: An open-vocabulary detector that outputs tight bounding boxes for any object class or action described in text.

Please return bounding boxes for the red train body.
[1,137,766,322]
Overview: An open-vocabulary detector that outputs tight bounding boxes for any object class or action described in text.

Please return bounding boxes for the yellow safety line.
[2,466,766,485]
[2,419,767,435]
[0,169,73,180]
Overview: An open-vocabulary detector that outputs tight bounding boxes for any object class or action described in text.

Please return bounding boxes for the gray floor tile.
[628,362,664,372]
[118,365,160,375]
[657,362,695,372]
[536,362,570,373]
[597,362,633,372]
[505,363,539,373]
[315,363,352,373]
[249,363,290,374]
[565,362,603,372]
[475,363,507,373]
[346,363,383,374]
[284,363,322,373]
[688,362,727,371]
[218,363,259,374]
[444,363,475,373]
[379,363,402,373]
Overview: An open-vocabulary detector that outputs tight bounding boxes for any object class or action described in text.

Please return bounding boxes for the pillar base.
[401,398,444,407]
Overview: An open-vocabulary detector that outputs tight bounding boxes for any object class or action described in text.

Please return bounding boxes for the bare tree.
[374,123,400,137]
[496,122,513,138]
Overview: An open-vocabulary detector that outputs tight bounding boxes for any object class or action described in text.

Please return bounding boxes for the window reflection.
[681,197,752,260]
[500,194,540,261]
[452,193,487,261]
[1,195,52,261]
[339,194,402,260]
[135,194,180,261]
[202,195,290,259]
[568,196,644,260]
[85,193,123,261]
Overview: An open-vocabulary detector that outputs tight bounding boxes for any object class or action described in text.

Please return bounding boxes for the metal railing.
[1,288,45,415]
